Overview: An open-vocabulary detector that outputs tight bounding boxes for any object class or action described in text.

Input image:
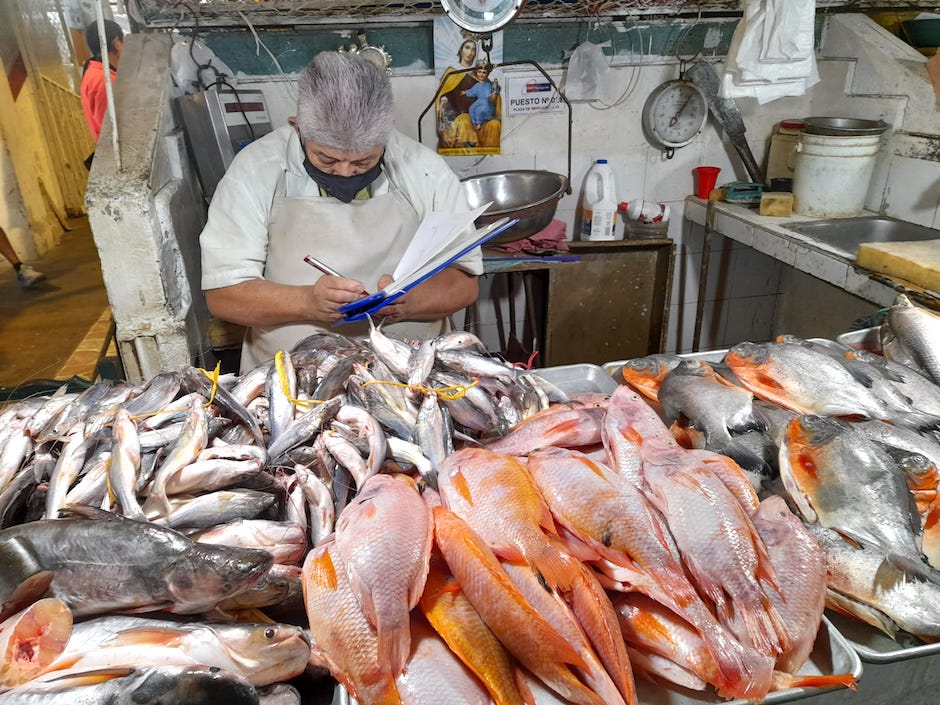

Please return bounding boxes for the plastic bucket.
[792,133,882,217]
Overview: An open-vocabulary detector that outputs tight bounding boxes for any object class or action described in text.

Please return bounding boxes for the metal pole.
[691,199,714,353]
[96,0,122,171]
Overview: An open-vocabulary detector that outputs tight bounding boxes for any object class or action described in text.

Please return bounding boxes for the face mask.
[302,153,383,204]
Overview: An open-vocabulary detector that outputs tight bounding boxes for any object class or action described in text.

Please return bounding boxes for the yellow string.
[199,361,222,407]
[361,378,479,401]
[275,350,324,410]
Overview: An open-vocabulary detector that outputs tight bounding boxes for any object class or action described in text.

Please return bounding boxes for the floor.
[0,217,113,401]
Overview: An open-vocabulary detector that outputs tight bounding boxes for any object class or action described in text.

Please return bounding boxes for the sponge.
[759,192,794,217]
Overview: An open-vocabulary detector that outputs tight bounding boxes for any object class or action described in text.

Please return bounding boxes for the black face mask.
[302,153,383,204]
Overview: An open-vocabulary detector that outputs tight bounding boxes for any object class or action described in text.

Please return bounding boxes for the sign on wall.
[504,72,565,117]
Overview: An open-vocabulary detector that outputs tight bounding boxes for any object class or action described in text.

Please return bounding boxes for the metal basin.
[461,170,569,245]
[784,215,940,260]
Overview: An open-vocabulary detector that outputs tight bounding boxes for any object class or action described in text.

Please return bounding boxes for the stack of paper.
[339,204,518,322]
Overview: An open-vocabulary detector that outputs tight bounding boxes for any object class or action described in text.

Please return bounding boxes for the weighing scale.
[641,65,709,160]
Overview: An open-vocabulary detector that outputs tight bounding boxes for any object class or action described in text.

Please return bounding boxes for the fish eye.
[264,627,276,639]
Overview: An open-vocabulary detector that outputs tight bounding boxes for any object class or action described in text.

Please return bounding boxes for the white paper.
[392,203,491,282]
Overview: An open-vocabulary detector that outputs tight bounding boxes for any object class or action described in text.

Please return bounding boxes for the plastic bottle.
[581,159,619,241]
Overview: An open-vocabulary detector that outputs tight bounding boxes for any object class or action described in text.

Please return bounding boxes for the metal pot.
[461,170,569,245]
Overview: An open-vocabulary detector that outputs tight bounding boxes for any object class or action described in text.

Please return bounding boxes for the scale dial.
[440,0,526,35]
[642,79,709,157]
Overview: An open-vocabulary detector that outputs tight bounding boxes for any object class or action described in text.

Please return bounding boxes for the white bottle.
[581,159,619,241]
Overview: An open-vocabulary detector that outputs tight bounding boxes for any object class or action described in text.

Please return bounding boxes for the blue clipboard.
[338,217,520,323]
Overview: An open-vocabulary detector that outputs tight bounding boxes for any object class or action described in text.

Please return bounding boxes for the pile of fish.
[12,292,939,703]
[617,293,940,645]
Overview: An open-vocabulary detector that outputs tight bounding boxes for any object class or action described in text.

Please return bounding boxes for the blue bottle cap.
[597,159,608,164]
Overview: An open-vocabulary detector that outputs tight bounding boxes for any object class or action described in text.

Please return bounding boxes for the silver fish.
[151,489,277,531]
[1,665,260,705]
[108,408,146,521]
[885,293,940,385]
[265,351,297,446]
[0,516,272,617]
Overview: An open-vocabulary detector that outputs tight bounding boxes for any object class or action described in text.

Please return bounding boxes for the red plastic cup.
[693,166,721,199]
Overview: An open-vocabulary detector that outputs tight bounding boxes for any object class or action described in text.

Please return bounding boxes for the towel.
[720,0,819,104]
[487,219,570,255]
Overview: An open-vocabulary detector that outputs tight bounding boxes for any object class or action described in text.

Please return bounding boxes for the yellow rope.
[276,350,324,410]
[199,361,222,407]
[361,378,479,401]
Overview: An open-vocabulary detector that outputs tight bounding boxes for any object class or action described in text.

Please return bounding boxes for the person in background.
[200,51,482,373]
[0,226,45,289]
[80,19,124,144]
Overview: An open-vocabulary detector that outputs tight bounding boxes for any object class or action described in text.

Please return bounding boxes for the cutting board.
[856,239,940,292]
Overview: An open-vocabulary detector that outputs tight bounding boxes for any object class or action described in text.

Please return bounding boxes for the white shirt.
[200,125,483,290]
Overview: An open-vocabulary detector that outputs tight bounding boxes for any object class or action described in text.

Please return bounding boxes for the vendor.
[200,51,483,372]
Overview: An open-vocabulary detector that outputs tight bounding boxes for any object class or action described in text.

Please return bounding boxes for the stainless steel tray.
[824,610,940,664]
[534,363,620,395]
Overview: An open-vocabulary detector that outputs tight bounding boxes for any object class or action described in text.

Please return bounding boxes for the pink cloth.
[488,219,569,255]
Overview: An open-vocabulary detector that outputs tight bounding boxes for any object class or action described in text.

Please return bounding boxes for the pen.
[303,255,370,296]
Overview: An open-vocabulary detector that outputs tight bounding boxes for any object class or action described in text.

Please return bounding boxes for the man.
[200,51,482,373]
[81,19,124,143]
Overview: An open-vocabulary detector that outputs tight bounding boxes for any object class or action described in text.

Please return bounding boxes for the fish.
[885,293,940,385]
[641,448,789,661]
[526,446,760,699]
[266,396,343,466]
[120,371,183,419]
[656,358,772,483]
[601,385,677,488]
[146,395,209,516]
[747,495,827,674]
[415,393,451,483]
[164,457,269,496]
[808,523,940,641]
[44,432,92,520]
[334,474,432,677]
[616,354,685,401]
[0,516,272,618]
[301,537,402,705]
[780,415,927,565]
[0,598,72,691]
[844,348,940,418]
[395,614,494,705]
[922,499,940,570]
[437,447,579,591]
[483,400,607,456]
[107,408,147,521]
[418,551,533,705]
[0,664,261,705]
[192,519,307,566]
[265,351,297,446]
[43,615,309,686]
[432,506,604,705]
[179,366,265,446]
[150,489,278,532]
[725,341,900,420]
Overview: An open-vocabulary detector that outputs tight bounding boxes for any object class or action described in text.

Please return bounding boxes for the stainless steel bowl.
[461,170,569,245]
[803,117,889,136]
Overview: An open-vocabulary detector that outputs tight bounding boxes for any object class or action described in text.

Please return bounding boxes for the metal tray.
[534,363,620,395]
[327,616,860,705]
[824,610,940,664]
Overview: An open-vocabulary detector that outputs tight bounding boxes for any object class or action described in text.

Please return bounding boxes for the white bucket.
[792,133,882,217]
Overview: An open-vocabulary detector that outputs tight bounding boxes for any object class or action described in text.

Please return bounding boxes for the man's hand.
[310,275,369,323]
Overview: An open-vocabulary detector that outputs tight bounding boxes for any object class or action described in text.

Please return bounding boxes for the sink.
[783,216,940,260]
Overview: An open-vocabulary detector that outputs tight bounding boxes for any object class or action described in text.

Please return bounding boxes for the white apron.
[240,164,447,372]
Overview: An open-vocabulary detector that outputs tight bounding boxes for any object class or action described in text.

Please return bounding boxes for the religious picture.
[432,17,504,156]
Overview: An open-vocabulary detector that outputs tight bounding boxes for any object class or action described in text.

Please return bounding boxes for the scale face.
[440,0,526,35]
[642,78,708,158]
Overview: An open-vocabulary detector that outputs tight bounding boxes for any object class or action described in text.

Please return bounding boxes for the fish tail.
[772,671,858,692]
[375,613,411,678]
[736,597,790,657]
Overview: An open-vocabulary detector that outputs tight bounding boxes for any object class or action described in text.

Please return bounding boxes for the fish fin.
[107,627,188,648]
[513,666,538,705]
[42,667,136,685]
[883,551,940,587]
[842,365,875,389]
[58,505,125,521]
[116,602,176,614]
[773,671,857,692]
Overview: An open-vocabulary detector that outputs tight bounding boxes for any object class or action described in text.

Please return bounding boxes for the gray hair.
[295,52,393,152]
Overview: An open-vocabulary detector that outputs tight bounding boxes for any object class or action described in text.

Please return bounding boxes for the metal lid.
[803,117,889,136]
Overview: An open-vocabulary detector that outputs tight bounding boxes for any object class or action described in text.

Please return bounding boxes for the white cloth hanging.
[720,0,819,104]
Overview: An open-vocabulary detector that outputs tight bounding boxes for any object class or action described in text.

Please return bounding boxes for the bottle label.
[582,208,618,240]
